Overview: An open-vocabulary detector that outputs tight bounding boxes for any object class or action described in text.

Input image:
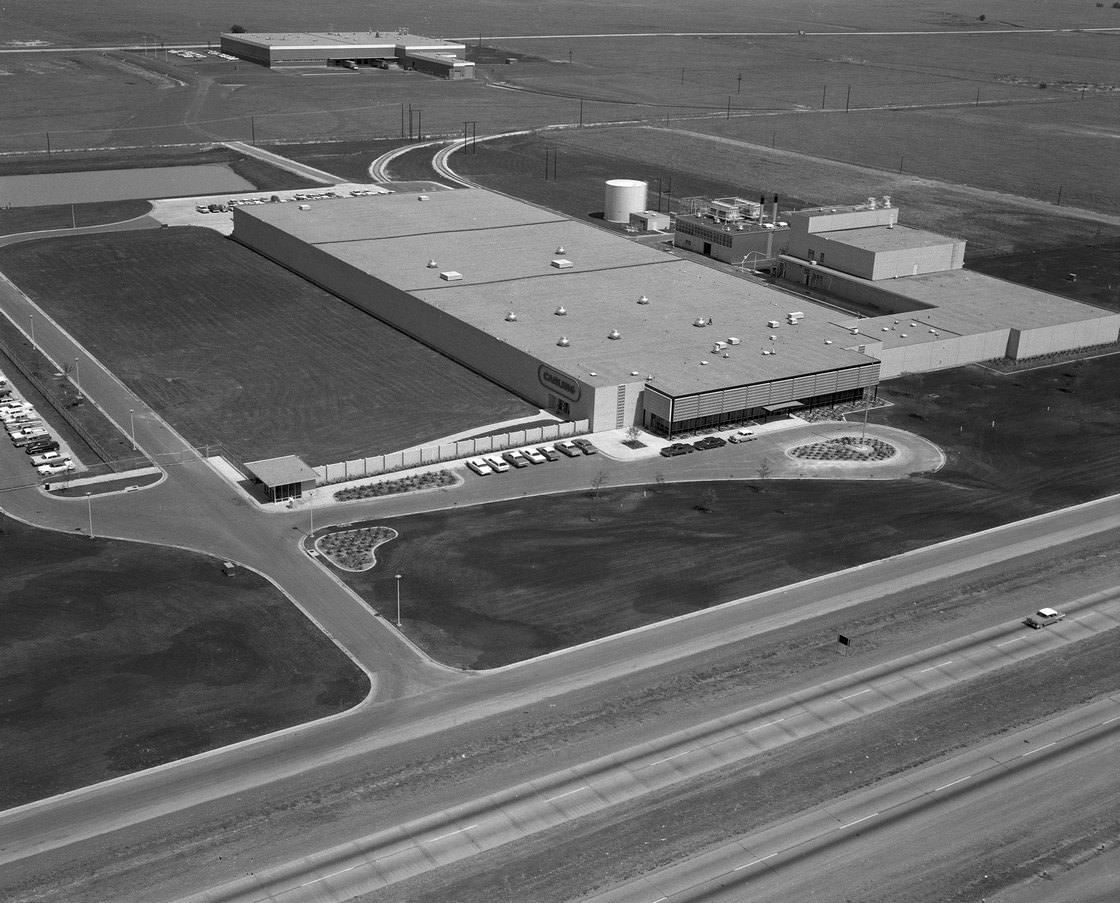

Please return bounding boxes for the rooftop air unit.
[505,311,518,321]
[727,336,741,345]
[555,306,567,316]
[440,271,463,281]
[426,259,439,268]
[693,317,707,327]
[607,329,622,340]
[557,336,570,347]
[636,294,650,305]
[551,258,573,269]
[555,246,566,255]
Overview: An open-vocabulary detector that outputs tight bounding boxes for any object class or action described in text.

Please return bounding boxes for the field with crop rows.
[0,228,535,464]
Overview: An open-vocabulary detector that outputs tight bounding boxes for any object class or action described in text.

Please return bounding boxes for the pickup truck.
[1024,607,1065,628]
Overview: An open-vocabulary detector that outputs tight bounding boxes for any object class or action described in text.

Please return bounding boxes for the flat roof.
[223,31,465,52]
[815,224,959,253]
[237,190,875,397]
[244,455,318,487]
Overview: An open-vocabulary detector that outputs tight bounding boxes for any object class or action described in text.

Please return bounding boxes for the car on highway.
[1024,607,1066,628]
[483,455,511,473]
[659,443,696,457]
[465,458,493,476]
[37,461,75,475]
[521,448,547,464]
[501,450,529,468]
[30,450,67,466]
[572,438,598,455]
[554,441,581,458]
[535,446,559,462]
[693,436,728,450]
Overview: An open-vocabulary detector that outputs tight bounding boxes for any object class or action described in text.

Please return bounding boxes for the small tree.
[589,470,608,500]
[230,24,248,33]
[757,457,772,480]
[697,486,718,513]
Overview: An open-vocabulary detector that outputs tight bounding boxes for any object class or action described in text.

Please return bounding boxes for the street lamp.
[74,357,81,398]
[28,313,34,345]
[86,492,93,538]
[129,408,136,450]
[395,574,402,627]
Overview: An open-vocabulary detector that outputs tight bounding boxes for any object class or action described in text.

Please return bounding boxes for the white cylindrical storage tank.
[604,179,647,223]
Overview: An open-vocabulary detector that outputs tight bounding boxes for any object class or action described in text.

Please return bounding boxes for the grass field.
[451,125,1120,257]
[0,513,369,808]
[0,227,536,464]
[335,353,1120,668]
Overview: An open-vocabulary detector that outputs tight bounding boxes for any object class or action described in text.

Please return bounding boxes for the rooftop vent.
[637,294,650,305]
[426,259,439,268]
[439,271,463,281]
[727,336,741,345]
[824,339,833,344]
[630,370,640,376]
[505,311,518,322]
[693,317,708,327]
[555,246,566,255]
[551,258,573,269]
[298,204,311,210]
[417,195,429,201]
[555,306,567,316]
[700,360,709,366]
[850,328,860,335]
[607,329,621,340]
[557,336,570,347]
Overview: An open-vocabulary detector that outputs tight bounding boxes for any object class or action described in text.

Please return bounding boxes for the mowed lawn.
[0,227,536,464]
[339,354,1120,669]
[0,515,369,808]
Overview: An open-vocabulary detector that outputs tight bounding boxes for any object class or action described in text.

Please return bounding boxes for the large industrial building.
[219,31,474,78]
[232,189,1119,436]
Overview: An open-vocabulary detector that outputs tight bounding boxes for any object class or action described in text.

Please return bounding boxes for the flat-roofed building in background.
[219,30,474,78]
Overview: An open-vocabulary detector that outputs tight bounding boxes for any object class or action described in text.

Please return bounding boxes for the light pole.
[395,574,402,627]
[28,314,34,345]
[74,357,82,398]
[86,492,93,538]
[129,408,136,449]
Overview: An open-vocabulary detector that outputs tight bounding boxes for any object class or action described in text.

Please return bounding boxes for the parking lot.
[0,371,80,485]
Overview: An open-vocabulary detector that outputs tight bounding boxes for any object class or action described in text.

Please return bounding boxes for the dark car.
[660,443,696,457]
[535,446,559,462]
[24,439,60,455]
[501,450,529,469]
[693,436,728,451]
[554,441,581,457]
[572,438,598,455]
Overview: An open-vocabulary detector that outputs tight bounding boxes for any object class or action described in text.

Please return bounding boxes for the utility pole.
[726,96,731,119]
[822,85,827,109]
[579,99,584,127]
[250,116,255,143]
[845,84,851,112]
[737,72,742,94]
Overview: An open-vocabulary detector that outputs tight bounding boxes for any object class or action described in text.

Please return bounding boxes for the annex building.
[232,189,1119,436]
[219,31,474,78]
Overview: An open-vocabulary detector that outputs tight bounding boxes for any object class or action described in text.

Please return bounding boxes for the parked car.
[501,450,529,469]
[483,455,511,473]
[554,441,581,458]
[1024,607,1066,628]
[30,450,67,466]
[572,438,598,455]
[536,446,559,462]
[521,448,547,464]
[24,439,59,455]
[659,443,695,457]
[37,461,75,475]
[728,429,756,443]
[5,417,40,430]
[1,402,33,415]
[11,427,48,443]
[466,458,493,476]
[693,436,728,450]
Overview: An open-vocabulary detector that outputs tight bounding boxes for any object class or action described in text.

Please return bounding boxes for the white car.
[0,402,32,414]
[483,455,511,473]
[521,448,547,464]
[11,427,48,442]
[31,451,67,466]
[38,461,75,475]
[466,458,493,476]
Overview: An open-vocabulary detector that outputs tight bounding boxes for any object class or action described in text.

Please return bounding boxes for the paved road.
[583,696,1120,902]
[169,590,1120,902]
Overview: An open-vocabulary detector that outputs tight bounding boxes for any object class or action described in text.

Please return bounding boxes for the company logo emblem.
[539,365,581,401]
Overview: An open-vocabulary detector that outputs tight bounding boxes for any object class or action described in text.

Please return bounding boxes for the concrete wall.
[782,260,936,316]
[870,242,965,280]
[1008,316,1120,360]
[874,330,1010,379]
[787,206,898,235]
[313,419,590,481]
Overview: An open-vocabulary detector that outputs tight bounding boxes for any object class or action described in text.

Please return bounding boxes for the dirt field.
[333,352,1120,668]
[0,227,536,464]
[0,513,369,808]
